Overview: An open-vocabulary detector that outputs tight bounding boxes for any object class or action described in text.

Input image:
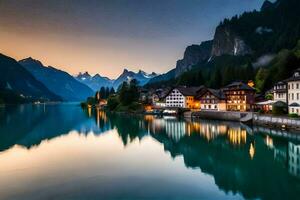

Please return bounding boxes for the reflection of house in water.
[144,115,166,134]
[288,142,300,177]
[148,117,250,145]
[227,128,247,145]
[165,120,186,142]
[194,121,227,141]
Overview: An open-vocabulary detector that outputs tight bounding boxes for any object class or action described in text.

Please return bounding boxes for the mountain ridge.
[0,54,61,103]
[146,0,300,88]
[19,57,94,101]
[76,68,158,90]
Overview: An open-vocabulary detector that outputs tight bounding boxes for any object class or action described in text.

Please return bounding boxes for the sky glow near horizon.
[0,0,263,78]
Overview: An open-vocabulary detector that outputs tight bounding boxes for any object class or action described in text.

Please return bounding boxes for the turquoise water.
[0,104,299,200]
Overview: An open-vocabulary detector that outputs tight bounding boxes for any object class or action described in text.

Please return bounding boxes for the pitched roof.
[222,82,255,91]
[164,85,205,98]
[284,68,300,82]
[289,102,300,107]
[196,88,225,100]
[177,86,205,96]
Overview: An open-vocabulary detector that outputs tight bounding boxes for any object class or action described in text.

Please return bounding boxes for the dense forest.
[220,0,300,56]
[147,41,300,93]
[146,0,300,93]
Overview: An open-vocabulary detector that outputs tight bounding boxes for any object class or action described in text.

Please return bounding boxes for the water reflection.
[0,105,300,200]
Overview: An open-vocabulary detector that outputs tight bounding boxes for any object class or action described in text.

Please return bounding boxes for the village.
[140,68,300,124]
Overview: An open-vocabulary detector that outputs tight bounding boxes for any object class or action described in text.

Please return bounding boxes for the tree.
[107,95,119,110]
[245,62,255,81]
[127,79,139,103]
[105,87,110,99]
[119,82,129,105]
[110,87,115,95]
[100,87,106,99]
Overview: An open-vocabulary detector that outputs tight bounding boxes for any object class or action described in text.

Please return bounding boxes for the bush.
[272,101,288,115]
[289,113,299,118]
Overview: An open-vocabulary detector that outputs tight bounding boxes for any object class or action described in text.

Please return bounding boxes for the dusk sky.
[0,0,264,78]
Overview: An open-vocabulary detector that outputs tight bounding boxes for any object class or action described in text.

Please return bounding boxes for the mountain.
[0,54,61,103]
[212,0,300,57]
[211,25,252,57]
[75,72,113,92]
[147,0,300,91]
[175,41,213,77]
[146,69,176,86]
[112,69,157,89]
[19,58,94,101]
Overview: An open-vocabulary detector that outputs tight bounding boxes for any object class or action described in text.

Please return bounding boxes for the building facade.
[165,86,204,109]
[273,81,288,103]
[222,82,256,112]
[286,69,300,115]
[197,89,226,111]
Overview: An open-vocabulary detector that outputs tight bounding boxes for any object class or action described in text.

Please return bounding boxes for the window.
[289,84,290,90]
[298,93,299,100]
[292,84,294,90]
[297,83,299,89]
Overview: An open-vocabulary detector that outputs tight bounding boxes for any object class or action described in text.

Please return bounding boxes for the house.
[151,88,170,107]
[273,81,288,103]
[222,82,256,112]
[285,68,300,115]
[164,86,205,109]
[196,88,226,111]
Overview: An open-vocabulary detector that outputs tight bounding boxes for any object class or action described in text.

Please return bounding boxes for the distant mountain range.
[0,52,158,103]
[19,58,94,101]
[76,69,158,91]
[75,72,113,91]
[0,54,61,103]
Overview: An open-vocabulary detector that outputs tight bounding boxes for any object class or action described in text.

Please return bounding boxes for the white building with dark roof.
[273,81,288,103]
[164,86,205,109]
[286,68,300,115]
[196,88,226,111]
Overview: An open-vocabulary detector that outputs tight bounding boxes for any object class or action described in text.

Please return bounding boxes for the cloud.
[255,26,273,34]
[252,54,275,67]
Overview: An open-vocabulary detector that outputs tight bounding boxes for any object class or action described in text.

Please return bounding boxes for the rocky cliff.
[211,25,252,57]
[175,40,212,77]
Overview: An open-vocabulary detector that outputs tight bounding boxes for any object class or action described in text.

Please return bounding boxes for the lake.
[0,104,300,200]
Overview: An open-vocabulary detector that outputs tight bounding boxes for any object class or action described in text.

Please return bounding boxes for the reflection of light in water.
[265,135,274,149]
[249,143,255,160]
[288,142,300,177]
[165,121,186,142]
[227,129,247,145]
[144,115,154,122]
[88,107,92,117]
[98,110,107,122]
[95,109,108,127]
[192,122,227,141]
[148,118,249,145]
